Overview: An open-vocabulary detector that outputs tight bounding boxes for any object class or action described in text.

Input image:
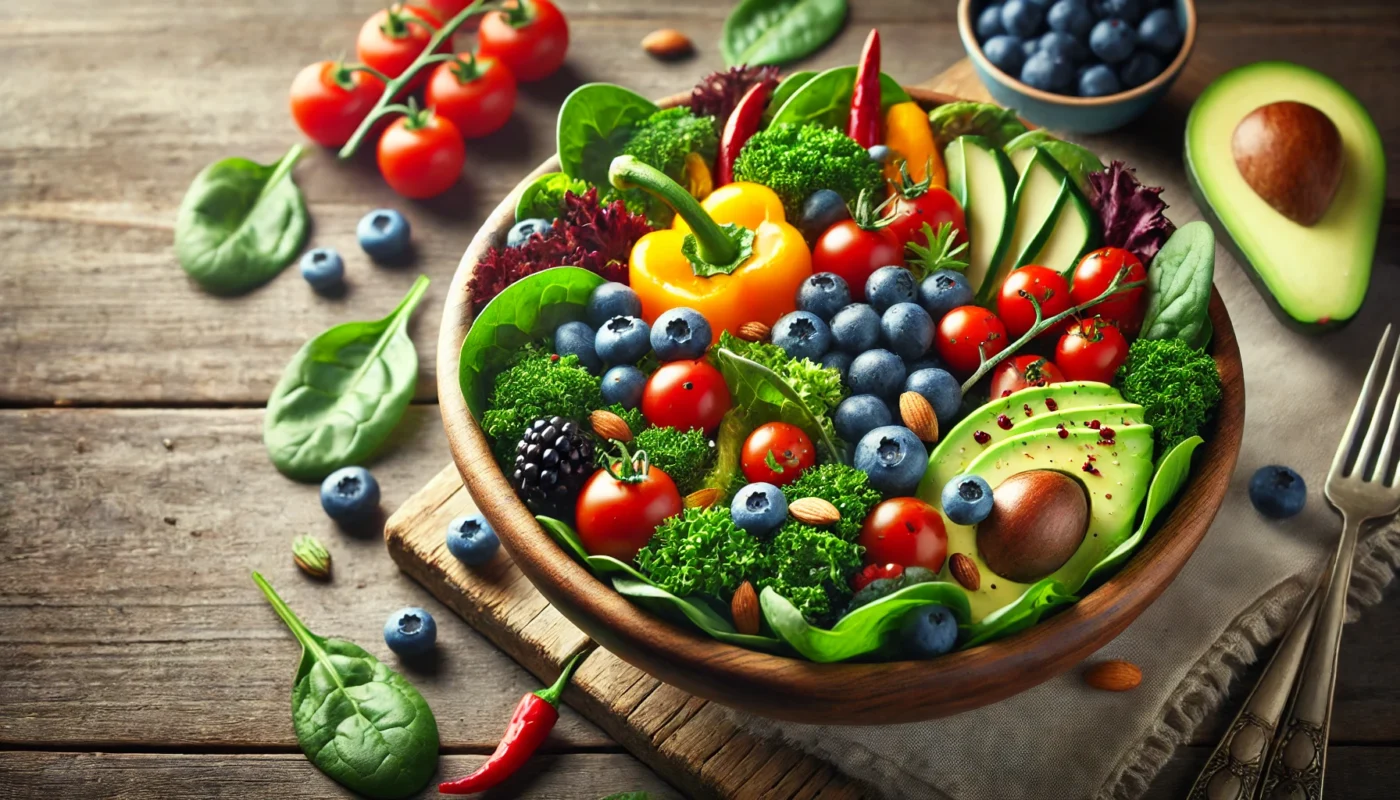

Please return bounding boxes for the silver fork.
[1190,324,1400,800]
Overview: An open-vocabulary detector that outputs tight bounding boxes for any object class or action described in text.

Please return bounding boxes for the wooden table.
[1,0,1396,796]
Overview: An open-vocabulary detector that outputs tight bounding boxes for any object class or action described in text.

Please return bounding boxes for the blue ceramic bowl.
[958,0,1197,133]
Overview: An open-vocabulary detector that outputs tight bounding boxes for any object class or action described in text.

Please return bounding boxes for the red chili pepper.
[847,28,882,148]
[438,651,587,795]
[716,79,775,187]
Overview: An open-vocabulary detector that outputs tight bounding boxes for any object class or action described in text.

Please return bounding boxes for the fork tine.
[1378,388,1400,487]
[1356,327,1400,481]
[1332,324,1394,480]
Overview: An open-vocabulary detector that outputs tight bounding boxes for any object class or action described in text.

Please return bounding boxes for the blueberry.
[1000,0,1045,38]
[900,603,959,658]
[650,307,711,361]
[881,303,935,362]
[941,474,994,525]
[1047,0,1094,38]
[905,368,963,426]
[848,349,906,401]
[820,350,853,381]
[1093,0,1142,24]
[383,607,437,657]
[1078,63,1123,97]
[587,282,643,327]
[1089,18,1137,63]
[866,266,918,314]
[798,273,853,321]
[1020,51,1074,92]
[854,425,928,496]
[1119,50,1164,88]
[554,320,602,373]
[357,209,411,263]
[1022,38,1041,60]
[601,365,646,409]
[1039,30,1088,63]
[1137,8,1181,56]
[299,247,345,293]
[867,144,894,164]
[507,217,553,248]
[799,189,851,241]
[919,270,974,319]
[320,466,381,524]
[772,311,832,362]
[1249,465,1307,520]
[834,394,893,444]
[983,35,1027,75]
[977,3,1006,39]
[830,303,882,354]
[446,513,500,566]
[594,315,651,365]
[730,482,788,536]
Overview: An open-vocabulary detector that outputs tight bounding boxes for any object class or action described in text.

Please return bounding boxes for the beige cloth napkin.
[728,156,1400,799]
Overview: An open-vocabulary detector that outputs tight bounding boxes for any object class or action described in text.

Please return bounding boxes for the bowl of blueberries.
[959,0,1195,132]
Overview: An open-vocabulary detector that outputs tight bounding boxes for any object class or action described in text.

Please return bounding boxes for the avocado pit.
[976,470,1089,583]
[1231,101,1343,226]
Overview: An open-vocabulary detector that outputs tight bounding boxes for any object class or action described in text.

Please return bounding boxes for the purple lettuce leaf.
[1087,161,1176,265]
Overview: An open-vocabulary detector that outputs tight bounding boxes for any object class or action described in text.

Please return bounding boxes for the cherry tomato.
[478,0,570,83]
[357,5,450,87]
[376,109,465,199]
[423,0,474,19]
[425,54,517,139]
[857,498,948,573]
[812,220,904,301]
[851,563,904,592]
[641,359,732,434]
[887,186,967,249]
[935,305,1009,375]
[289,61,384,148]
[740,422,816,486]
[996,265,1073,338]
[1070,247,1147,334]
[1056,317,1130,383]
[989,355,1066,399]
[575,459,682,562]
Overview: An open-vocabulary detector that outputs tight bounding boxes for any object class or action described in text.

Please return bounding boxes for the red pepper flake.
[1056,424,1069,439]
[1105,493,1113,500]
[973,430,992,445]
[1001,389,1013,398]
[1081,460,1101,476]
[1023,403,1033,417]
[1088,419,1102,430]
[1098,426,1117,445]
[549,354,560,362]
[996,414,1013,430]
[1045,397,1059,411]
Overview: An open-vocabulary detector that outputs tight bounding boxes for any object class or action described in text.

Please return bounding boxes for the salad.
[460,31,1224,663]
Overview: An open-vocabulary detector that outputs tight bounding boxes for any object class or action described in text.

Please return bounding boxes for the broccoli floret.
[1117,338,1223,454]
[781,464,883,542]
[635,506,765,599]
[731,123,885,218]
[482,344,604,464]
[618,107,718,225]
[716,331,846,445]
[634,426,714,495]
[758,523,865,624]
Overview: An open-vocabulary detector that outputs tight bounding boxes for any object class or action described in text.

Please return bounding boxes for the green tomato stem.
[608,155,738,266]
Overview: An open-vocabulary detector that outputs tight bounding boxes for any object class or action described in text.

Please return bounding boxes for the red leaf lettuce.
[1087,161,1176,265]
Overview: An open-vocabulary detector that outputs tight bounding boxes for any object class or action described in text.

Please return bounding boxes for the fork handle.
[1258,515,1362,799]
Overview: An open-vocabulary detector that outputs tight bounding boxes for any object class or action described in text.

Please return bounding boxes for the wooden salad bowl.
[437,87,1246,724]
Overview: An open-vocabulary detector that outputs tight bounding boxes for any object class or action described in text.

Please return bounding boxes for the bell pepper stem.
[609,155,738,265]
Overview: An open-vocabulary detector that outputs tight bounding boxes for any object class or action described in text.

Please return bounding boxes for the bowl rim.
[956,0,1198,107]
[437,86,1244,724]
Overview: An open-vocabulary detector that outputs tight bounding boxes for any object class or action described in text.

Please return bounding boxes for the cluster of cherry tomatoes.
[288,0,569,199]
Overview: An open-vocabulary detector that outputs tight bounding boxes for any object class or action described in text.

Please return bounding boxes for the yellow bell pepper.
[610,156,811,343]
[883,101,946,188]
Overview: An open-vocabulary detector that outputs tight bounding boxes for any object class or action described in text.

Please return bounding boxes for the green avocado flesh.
[946,136,1016,297]
[1186,61,1385,328]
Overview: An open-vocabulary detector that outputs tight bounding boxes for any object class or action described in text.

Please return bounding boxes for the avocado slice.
[1004,130,1105,196]
[985,148,1099,298]
[945,135,1017,298]
[1185,61,1385,329]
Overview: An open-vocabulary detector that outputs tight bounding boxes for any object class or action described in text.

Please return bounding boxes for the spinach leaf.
[556,84,658,186]
[459,267,606,420]
[516,171,590,222]
[252,573,438,799]
[768,66,911,129]
[760,581,971,662]
[721,0,848,67]
[175,144,309,295]
[710,347,844,462]
[765,70,817,122]
[264,276,430,482]
[1140,221,1216,348]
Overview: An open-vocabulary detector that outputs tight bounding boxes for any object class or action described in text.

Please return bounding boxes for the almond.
[685,487,721,509]
[736,321,772,343]
[641,28,693,59]
[900,392,939,443]
[1084,660,1143,692]
[731,581,760,635]
[590,409,633,443]
[949,553,980,591]
[789,497,840,526]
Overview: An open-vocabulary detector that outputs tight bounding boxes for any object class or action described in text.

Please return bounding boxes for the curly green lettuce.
[1117,337,1223,453]
[758,523,864,624]
[634,425,714,495]
[635,506,765,599]
[731,123,884,218]
[716,331,846,445]
[781,464,883,542]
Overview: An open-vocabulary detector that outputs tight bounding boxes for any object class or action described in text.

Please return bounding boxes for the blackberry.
[512,416,595,507]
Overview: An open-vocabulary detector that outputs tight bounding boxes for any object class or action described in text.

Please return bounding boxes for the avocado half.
[1185,61,1385,330]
